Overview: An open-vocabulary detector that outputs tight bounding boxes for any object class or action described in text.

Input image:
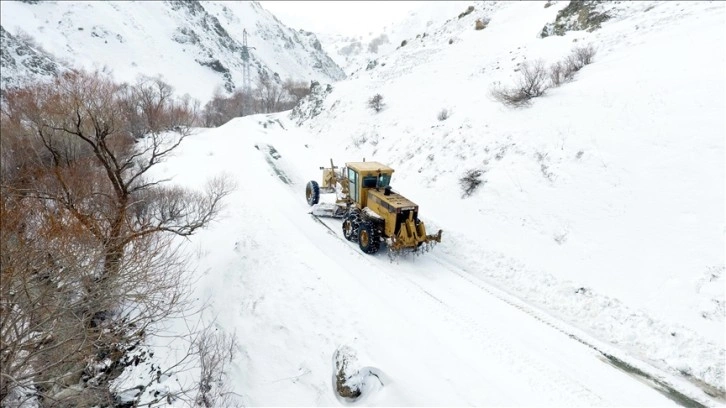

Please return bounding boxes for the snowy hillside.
[114,0,726,406]
[293,0,726,397]
[317,1,478,75]
[0,1,344,102]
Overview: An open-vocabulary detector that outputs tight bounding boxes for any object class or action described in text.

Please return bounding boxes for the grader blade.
[310,202,347,218]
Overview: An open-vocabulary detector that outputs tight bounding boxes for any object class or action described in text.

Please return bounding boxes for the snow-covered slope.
[317,1,478,75]
[0,1,344,102]
[138,118,715,406]
[290,0,726,396]
[137,0,726,404]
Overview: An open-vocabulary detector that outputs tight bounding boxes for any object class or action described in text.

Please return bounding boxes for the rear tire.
[358,222,380,254]
[342,211,361,242]
[306,180,320,206]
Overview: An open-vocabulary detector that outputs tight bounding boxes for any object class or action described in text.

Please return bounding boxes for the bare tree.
[199,77,306,127]
[282,79,311,105]
[118,75,198,138]
[201,88,255,127]
[0,69,233,406]
[255,74,285,114]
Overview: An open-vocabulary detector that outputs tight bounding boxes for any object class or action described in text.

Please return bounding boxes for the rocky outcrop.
[540,1,611,38]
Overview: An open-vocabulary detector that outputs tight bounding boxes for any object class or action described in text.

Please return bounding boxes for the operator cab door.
[348,168,359,203]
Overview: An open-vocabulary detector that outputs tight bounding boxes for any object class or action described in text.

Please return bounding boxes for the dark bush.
[460,169,484,197]
[458,5,475,19]
[437,108,450,121]
[368,94,385,113]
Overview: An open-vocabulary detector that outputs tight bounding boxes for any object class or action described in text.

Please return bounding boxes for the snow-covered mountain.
[0,1,345,103]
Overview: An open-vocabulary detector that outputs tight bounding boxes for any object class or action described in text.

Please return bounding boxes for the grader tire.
[342,212,361,242]
[358,222,380,254]
[306,180,320,206]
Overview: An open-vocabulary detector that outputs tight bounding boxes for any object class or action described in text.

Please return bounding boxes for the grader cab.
[305,159,442,255]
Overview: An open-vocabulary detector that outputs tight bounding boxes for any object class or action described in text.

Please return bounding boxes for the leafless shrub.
[572,44,596,66]
[460,169,485,197]
[491,60,550,107]
[496,45,597,109]
[560,45,597,82]
[535,151,555,181]
[368,94,385,113]
[549,61,566,87]
[437,108,450,121]
[194,329,239,408]
[0,69,233,406]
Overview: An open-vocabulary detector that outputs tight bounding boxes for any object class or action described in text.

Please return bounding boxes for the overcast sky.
[258,1,424,37]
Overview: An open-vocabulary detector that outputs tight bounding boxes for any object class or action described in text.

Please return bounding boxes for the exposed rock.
[289,81,333,125]
[0,25,64,93]
[540,1,611,38]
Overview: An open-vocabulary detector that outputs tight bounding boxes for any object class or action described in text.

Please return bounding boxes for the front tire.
[358,222,380,254]
[306,180,320,206]
[342,211,361,242]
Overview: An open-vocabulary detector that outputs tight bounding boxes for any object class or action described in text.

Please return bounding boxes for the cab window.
[348,169,358,201]
[362,176,378,188]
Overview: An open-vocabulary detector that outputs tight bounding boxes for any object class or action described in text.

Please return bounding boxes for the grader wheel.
[306,180,320,206]
[358,222,380,254]
[342,211,361,242]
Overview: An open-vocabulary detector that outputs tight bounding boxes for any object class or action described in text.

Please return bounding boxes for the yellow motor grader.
[305,159,442,255]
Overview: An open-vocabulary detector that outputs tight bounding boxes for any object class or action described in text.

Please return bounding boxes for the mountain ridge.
[0,0,345,103]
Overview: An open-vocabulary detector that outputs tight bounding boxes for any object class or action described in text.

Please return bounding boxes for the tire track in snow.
[313,217,606,405]
[312,211,714,406]
[392,262,609,405]
[426,254,716,408]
